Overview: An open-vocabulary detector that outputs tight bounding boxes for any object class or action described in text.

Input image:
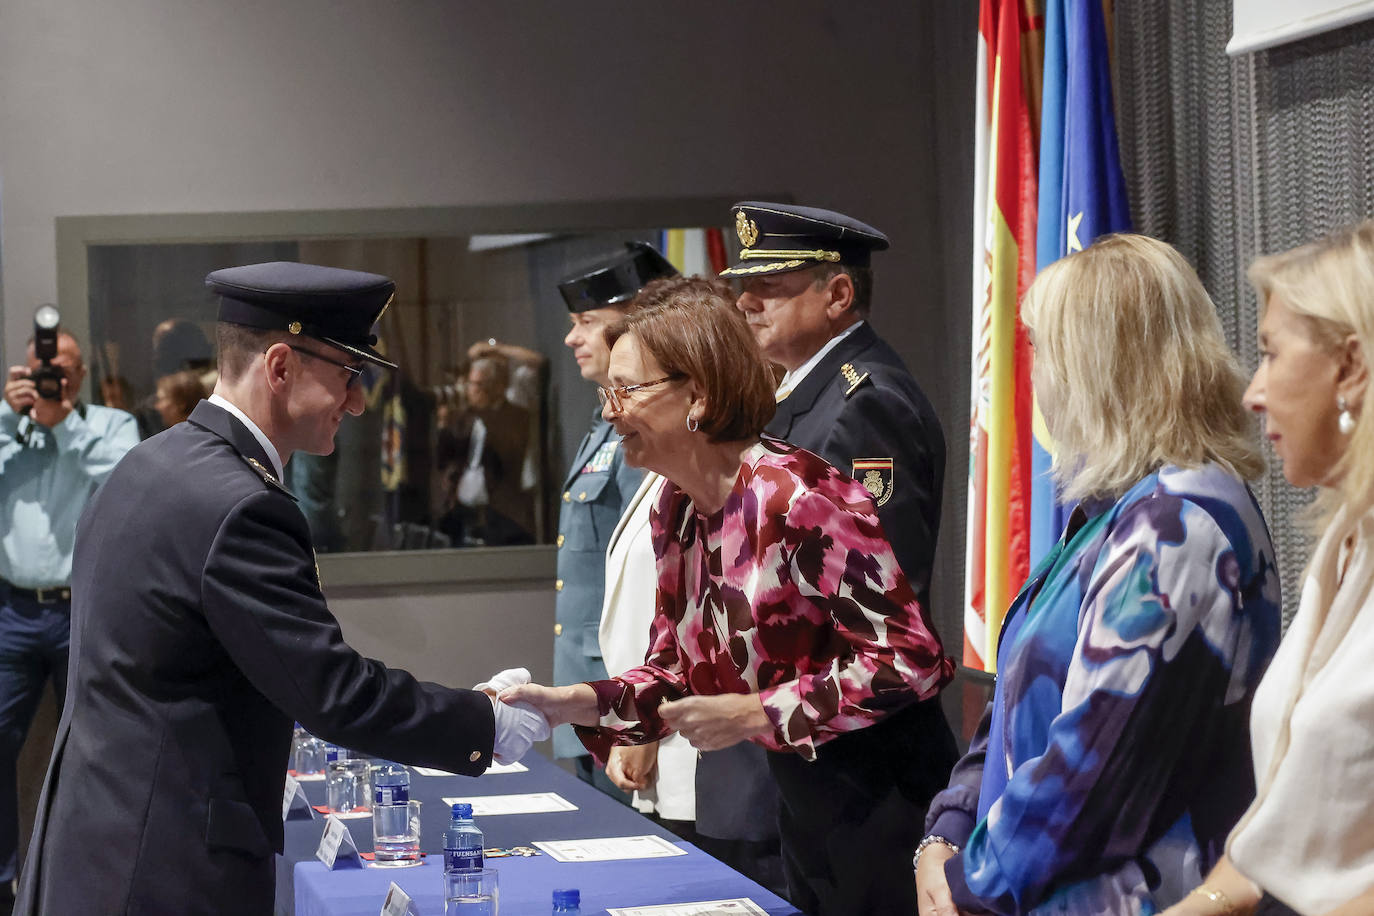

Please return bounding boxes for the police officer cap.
[206,261,398,370]
[557,242,679,312]
[719,201,890,278]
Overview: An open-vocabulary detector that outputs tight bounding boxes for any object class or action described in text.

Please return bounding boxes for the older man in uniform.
[16,263,547,915]
[552,242,676,794]
[722,202,959,916]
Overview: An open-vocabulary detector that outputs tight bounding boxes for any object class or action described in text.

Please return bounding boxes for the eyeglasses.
[288,345,366,389]
[597,374,683,413]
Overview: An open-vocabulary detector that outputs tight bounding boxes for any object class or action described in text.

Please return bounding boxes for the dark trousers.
[0,590,70,883]
[766,697,959,916]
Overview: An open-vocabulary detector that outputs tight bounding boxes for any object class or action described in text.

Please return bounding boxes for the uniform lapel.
[187,400,277,478]
[767,323,878,438]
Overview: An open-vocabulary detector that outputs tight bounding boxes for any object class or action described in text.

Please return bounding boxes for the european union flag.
[1030,0,1132,565]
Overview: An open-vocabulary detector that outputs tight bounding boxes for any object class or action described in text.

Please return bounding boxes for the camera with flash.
[30,304,64,401]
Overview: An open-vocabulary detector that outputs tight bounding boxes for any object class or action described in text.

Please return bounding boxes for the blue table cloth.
[295,841,800,915]
[279,752,800,915]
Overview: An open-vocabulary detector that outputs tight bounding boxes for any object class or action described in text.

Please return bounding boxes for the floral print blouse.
[576,439,955,762]
[926,464,1282,915]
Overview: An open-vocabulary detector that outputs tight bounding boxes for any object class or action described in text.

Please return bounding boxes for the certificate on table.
[441,792,577,815]
[533,834,687,863]
[413,760,528,777]
[606,900,768,916]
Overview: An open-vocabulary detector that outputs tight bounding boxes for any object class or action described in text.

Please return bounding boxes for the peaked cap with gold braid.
[720,201,890,278]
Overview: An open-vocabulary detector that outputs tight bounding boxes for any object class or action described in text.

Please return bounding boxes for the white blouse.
[598,472,696,821]
[1229,504,1374,913]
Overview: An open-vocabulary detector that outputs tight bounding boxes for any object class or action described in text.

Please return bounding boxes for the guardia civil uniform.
[551,244,674,764]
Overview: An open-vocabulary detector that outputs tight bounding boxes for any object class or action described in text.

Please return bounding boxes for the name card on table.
[534,834,686,863]
[282,774,316,821]
[316,814,363,870]
[380,881,422,916]
[441,792,577,816]
[606,900,768,916]
[412,759,528,777]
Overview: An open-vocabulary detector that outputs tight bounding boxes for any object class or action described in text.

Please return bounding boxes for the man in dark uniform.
[15,262,547,915]
[722,202,959,916]
[552,242,675,793]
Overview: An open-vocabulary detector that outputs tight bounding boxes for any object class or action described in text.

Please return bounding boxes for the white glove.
[490,695,550,764]
[474,667,532,695]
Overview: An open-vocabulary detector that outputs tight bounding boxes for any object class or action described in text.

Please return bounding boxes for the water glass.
[445,867,498,915]
[293,735,326,777]
[326,758,372,815]
[372,799,422,865]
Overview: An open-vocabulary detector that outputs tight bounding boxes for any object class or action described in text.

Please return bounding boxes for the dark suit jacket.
[766,321,945,609]
[17,401,495,915]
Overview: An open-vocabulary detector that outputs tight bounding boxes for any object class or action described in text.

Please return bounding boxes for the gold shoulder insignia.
[839,363,870,398]
[244,456,296,499]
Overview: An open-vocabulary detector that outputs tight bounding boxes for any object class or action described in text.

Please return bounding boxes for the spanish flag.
[965,0,1043,672]
[662,228,729,276]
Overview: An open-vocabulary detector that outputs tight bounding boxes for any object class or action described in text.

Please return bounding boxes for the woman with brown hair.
[505,278,958,916]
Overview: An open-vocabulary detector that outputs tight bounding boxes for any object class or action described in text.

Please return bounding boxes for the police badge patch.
[851,458,894,507]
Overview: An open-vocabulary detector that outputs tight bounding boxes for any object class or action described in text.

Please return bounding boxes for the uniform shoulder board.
[839,362,871,399]
[243,456,298,500]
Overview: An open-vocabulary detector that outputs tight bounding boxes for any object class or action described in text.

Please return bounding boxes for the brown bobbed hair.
[606,276,776,443]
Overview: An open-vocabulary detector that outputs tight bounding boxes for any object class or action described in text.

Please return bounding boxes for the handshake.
[475,667,551,764]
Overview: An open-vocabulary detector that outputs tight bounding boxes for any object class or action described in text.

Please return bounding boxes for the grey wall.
[0,0,978,669]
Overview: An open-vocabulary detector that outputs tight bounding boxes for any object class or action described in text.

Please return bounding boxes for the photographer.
[0,321,137,907]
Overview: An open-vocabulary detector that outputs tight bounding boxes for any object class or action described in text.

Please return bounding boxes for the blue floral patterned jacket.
[927,464,1281,914]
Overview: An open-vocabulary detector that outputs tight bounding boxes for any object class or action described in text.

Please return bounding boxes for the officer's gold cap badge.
[736,210,759,248]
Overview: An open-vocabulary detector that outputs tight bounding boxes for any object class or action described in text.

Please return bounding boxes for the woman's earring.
[686,414,699,433]
[1338,395,1357,435]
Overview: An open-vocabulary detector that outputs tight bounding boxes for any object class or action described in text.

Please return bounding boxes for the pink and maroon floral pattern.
[577,438,954,762]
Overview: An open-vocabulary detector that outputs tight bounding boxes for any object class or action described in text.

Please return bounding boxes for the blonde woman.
[916,235,1282,915]
[1167,222,1374,916]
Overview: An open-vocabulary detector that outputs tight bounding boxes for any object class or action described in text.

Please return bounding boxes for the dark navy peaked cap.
[206,261,398,370]
[720,201,890,278]
[557,242,679,312]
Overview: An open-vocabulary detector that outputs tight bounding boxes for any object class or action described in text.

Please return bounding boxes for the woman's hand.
[915,843,960,916]
[659,693,770,751]
[606,742,659,792]
[499,682,599,728]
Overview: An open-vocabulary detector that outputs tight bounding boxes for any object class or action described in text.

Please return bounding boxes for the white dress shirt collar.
[777,320,865,397]
[208,393,285,482]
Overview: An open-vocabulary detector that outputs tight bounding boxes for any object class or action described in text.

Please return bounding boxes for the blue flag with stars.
[1030,0,1132,565]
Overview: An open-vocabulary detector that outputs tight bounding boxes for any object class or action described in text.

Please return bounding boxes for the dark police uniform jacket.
[16,401,495,915]
[734,321,957,915]
[767,321,944,607]
[552,411,643,758]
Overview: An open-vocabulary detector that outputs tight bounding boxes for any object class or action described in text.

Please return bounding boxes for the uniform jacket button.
[556,534,565,547]
[555,579,564,592]
[554,622,563,636]
[469,750,482,762]
[563,491,572,502]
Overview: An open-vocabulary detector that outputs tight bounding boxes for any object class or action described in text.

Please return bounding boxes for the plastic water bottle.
[552,888,581,914]
[372,761,416,862]
[443,803,484,872]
